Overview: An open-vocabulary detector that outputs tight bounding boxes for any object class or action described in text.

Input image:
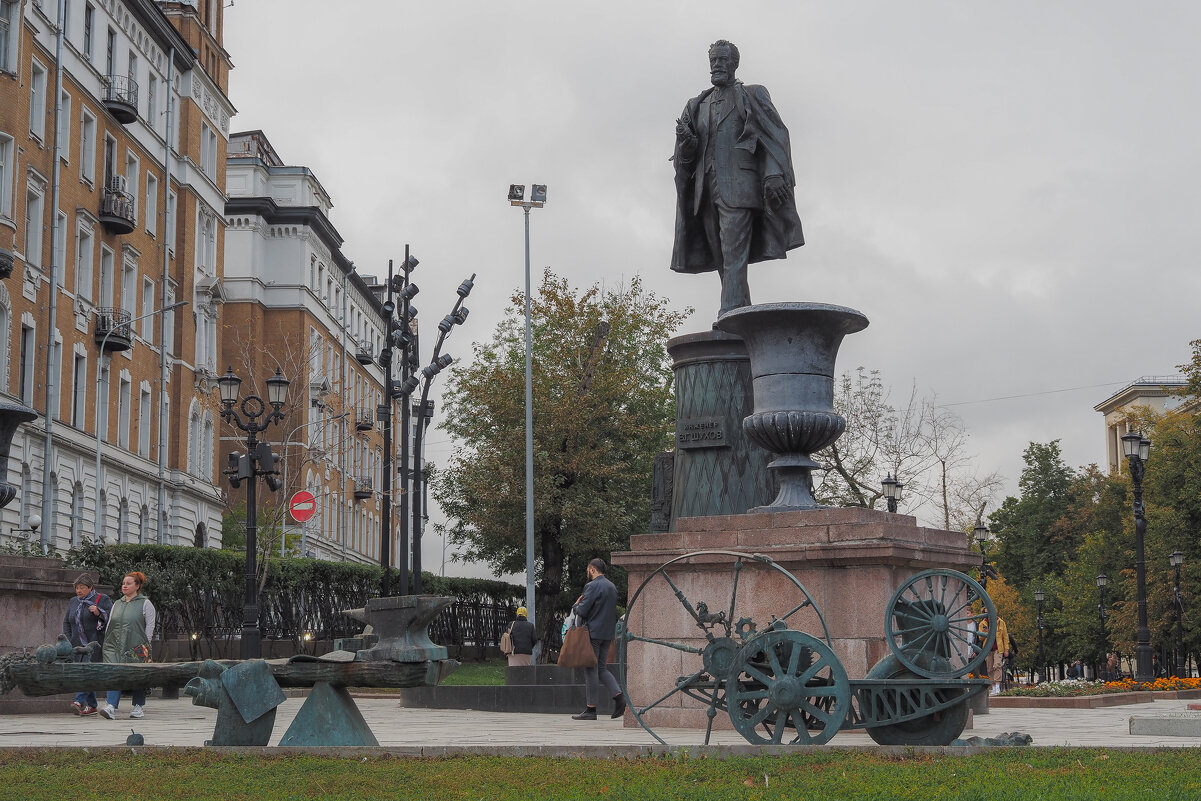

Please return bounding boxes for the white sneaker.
[100,704,116,720]
[130,705,144,719]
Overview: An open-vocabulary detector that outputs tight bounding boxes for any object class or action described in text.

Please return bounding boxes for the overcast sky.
[224,1,1201,576]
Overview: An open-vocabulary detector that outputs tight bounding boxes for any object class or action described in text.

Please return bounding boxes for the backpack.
[499,623,514,656]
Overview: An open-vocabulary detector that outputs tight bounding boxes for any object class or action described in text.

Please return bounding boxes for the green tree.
[989,441,1077,587]
[432,271,689,645]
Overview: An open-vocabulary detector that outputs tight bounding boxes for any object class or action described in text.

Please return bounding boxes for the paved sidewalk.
[1,695,1199,751]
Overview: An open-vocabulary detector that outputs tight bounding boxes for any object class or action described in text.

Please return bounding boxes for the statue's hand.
[764,175,788,208]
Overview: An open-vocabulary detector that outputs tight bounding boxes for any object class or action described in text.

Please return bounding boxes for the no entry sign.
[288,490,317,523]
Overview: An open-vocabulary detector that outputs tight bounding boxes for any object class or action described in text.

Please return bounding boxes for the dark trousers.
[584,638,621,706]
[700,175,754,316]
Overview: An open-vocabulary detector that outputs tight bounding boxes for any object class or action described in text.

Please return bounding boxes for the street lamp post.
[509,183,546,633]
[1171,550,1185,678]
[1121,430,1154,682]
[93,301,188,546]
[395,275,474,595]
[973,522,991,592]
[1034,588,1046,683]
[881,474,902,513]
[1097,573,1109,679]
[217,366,289,659]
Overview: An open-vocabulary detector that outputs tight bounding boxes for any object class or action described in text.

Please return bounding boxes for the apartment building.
[0,0,233,550]
[223,130,391,564]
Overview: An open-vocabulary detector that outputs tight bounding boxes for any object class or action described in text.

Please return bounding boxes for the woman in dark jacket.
[63,575,111,715]
[506,607,538,666]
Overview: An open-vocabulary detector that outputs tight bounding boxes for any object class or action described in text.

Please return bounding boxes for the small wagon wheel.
[861,654,974,746]
[726,629,851,746]
[618,550,829,746]
[884,569,996,679]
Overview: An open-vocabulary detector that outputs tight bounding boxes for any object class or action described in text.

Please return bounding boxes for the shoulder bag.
[558,624,597,669]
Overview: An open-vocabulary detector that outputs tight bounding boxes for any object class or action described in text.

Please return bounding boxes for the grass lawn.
[438,657,509,686]
[1,748,1199,800]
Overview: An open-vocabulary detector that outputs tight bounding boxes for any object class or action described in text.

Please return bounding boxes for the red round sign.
[288,490,318,523]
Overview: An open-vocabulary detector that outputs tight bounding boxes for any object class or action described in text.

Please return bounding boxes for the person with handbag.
[99,571,156,721]
[63,575,112,716]
[568,558,626,721]
[503,607,538,666]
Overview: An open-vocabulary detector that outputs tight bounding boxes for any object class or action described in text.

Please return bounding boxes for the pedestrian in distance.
[99,571,155,721]
[504,607,539,667]
[63,575,111,716]
[569,558,627,721]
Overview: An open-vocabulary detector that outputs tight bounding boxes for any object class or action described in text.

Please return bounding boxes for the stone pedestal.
[0,555,100,714]
[610,507,977,729]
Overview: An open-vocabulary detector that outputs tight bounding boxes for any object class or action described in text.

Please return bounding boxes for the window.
[138,505,148,544]
[144,173,156,235]
[74,224,93,299]
[98,245,113,306]
[120,255,135,314]
[30,60,47,140]
[79,109,95,184]
[138,386,151,457]
[146,74,158,134]
[200,122,217,179]
[163,284,175,355]
[105,28,114,78]
[57,92,71,158]
[166,190,176,254]
[140,277,153,339]
[24,185,45,267]
[124,152,138,224]
[97,357,109,441]
[18,324,34,403]
[83,3,93,61]
[117,374,130,449]
[70,483,84,546]
[126,51,137,116]
[102,134,115,185]
[0,1,16,73]
[198,211,215,274]
[0,302,9,391]
[53,210,66,284]
[0,133,12,219]
[51,338,61,418]
[62,0,70,38]
[71,352,86,427]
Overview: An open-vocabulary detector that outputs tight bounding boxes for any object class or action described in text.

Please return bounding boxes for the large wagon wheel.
[726,629,851,745]
[885,569,995,679]
[618,550,829,746]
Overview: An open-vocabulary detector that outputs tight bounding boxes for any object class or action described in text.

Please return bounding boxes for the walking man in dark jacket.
[570,558,626,720]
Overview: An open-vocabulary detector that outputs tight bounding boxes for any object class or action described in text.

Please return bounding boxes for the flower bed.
[1002,676,1201,698]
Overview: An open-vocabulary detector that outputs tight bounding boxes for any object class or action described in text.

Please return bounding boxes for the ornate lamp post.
[881,473,903,513]
[1171,550,1185,678]
[1096,573,1109,678]
[1034,588,1046,683]
[218,366,289,659]
[509,182,546,632]
[1121,430,1154,681]
[973,522,991,591]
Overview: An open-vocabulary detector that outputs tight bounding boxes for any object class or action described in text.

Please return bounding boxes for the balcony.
[355,407,374,431]
[355,342,375,366]
[95,308,133,352]
[353,477,373,501]
[103,75,139,124]
[99,179,135,235]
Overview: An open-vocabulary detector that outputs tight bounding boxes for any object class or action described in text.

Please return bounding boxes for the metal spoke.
[659,570,709,632]
[771,709,787,744]
[746,702,773,727]
[626,634,705,655]
[798,654,828,687]
[735,688,770,700]
[778,598,814,623]
[767,645,784,677]
[786,640,803,676]
[638,668,706,714]
[800,699,837,728]
[725,557,743,638]
[742,663,773,687]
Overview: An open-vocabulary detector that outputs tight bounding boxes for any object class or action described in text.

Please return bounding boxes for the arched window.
[138,504,149,543]
[187,401,201,475]
[97,489,107,542]
[70,482,84,546]
[200,412,214,479]
[194,522,206,548]
[48,473,59,548]
[0,281,11,391]
[117,499,128,544]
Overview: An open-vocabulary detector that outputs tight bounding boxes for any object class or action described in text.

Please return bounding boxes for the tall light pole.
[93,301,188,546]
[1171,550,1185,678]
[1097,573,1109,678]
[218,366,290,659]
[973,522,992,592]
[509,183,545,634]
[1121,430,1153,682]
[1034,588,1046,683]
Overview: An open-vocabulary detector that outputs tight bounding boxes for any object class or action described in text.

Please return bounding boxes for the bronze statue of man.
[671,40,805,317]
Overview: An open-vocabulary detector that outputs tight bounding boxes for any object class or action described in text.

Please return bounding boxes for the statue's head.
[709,40,740,87]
